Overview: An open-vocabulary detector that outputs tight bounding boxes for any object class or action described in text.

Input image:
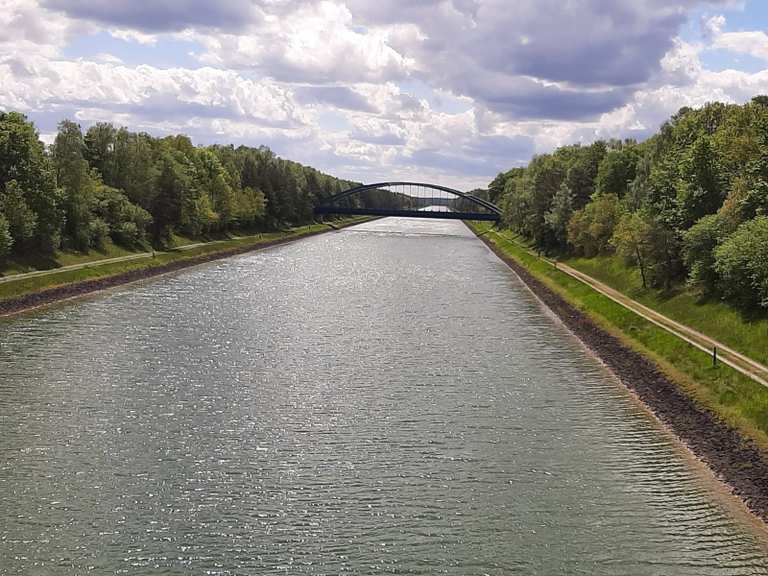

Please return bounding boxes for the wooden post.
[713,346,718,367]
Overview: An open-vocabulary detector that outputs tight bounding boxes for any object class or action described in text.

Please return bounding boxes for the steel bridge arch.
[314,181,502,221]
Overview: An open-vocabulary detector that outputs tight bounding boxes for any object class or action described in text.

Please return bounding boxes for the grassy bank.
[1,240,141,276]
[0,218,369,305]
[564,253,768,368]
[469,222,768,450]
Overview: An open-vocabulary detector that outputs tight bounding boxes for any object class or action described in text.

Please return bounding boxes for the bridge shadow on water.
[340,227,478,240]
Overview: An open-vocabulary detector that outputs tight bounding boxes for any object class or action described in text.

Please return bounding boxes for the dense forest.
[0,112,357,262]
[489,96,768,312]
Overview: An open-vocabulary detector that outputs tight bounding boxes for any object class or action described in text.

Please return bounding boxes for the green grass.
[469,222,768,450]
[0,218,368,304]
[564,254,768,367]
[1,240,143,276]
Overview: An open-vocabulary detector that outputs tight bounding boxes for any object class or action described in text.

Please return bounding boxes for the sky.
[1,1,767,190]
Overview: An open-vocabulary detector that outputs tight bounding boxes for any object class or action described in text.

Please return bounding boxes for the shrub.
[88,217,111,250]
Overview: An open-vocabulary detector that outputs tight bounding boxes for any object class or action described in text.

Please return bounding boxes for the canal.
[1,218,767,574]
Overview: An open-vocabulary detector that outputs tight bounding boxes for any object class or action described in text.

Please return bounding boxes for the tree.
[682,214,724,293]
[0,112,64,251]
[612,211,681,289]
[194,149,234,230]
[233,186,267,227]
[565,141,606,209]
[528,153,567,247]
[84,122,117,182]
[0,213,12,260]
[676,135,724,227]
[566,193,622,257]
[714,216,768,310]
[111,129,159,210]
[488,169,519,204]
[90,185,152,247]
[151,151,187,245]
[53,120,93,250]
[1,180,37,247]
[596,144,640,198]
[611,212,653,288]
[544,183,573,248]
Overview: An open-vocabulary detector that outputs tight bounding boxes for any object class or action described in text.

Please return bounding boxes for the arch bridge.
[314,182,501,222]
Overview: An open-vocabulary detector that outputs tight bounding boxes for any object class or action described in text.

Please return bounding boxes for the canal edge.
[467,221,768,530]
[0,218,372,320]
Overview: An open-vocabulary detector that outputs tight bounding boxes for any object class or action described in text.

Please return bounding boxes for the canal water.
[1,218,767,575]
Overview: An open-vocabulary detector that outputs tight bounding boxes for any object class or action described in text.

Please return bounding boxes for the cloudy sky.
[1,1,767,189]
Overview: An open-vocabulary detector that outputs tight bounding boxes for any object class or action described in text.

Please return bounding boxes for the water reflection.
[1,218,766,575]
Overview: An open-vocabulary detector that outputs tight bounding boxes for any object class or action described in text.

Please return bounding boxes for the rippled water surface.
[1,218,767,575]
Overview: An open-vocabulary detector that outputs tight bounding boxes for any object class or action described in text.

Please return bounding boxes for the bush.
[88,217,111,250]
[714,216,768,310]
[91,185,152,246]
[113,221,141,247]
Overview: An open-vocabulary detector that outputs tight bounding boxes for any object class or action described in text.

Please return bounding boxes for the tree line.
[0,111,357,261]
[489,96,768,312]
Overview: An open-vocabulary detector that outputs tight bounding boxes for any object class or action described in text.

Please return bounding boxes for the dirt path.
[0,234,275,286]
[0,252,154,284]
[555,261,768,388]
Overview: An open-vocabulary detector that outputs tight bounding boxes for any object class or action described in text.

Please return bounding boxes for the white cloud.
[0,0,79,60]
[193,2,413,84]
[92,53,123,64]
[0,56,306,129]
[1,0,767,191]
[109,28,158,45]
[714,30,768,61]
[704,14,768,61]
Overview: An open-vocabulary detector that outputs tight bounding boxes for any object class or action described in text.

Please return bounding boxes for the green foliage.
[544,183,573,248]
[675,135,723,227]
[488,169,520,204]
[611,211,680,289]
[494,98,768,311]
[234,186,267,227]
[88,217,111,250]
[151,150,187,245]
[53,120,93,251]
[682,214,725,293]
[611,211,652,288]
[714,216,768,310]
[1,180,37,245]
[90,185,152,247]
[0,111,351,267]
[596,143,640,198]
[0,213,12,259]
[0,111,63,252]
[565,141,606,209]
[566,193,622,257]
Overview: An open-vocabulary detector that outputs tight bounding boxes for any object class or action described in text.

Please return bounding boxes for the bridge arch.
[314,181,501,222]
